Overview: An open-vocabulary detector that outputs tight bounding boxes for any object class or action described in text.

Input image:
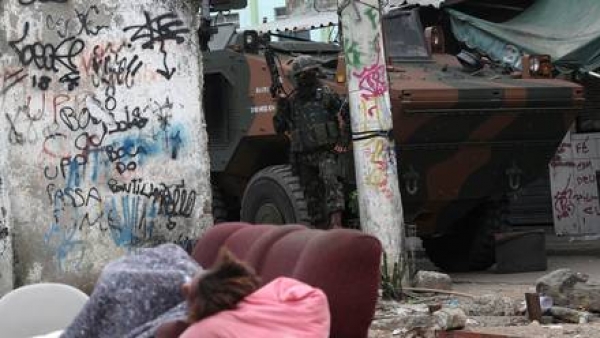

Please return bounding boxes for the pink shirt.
[180,277,330,338]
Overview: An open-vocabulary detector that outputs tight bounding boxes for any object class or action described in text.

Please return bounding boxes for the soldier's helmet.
[291,55,320,77]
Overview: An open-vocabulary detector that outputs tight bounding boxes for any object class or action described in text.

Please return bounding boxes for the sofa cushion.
[180,277,330,338]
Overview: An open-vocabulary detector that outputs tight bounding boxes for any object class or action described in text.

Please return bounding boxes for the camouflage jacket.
[274,85,351,153]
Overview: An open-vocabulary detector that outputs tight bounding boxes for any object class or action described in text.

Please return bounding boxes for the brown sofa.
[161,222,382,338]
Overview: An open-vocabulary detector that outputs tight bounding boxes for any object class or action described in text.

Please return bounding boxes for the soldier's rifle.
[262,32,312,99]
[264,43,286,99]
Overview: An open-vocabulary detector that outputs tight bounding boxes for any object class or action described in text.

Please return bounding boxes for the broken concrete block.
[536,269,600,312]
[414,271,452,290]
[536,269,588,296]
[370,311,435,333]
[549,306,593,324]
[432,307,467,330]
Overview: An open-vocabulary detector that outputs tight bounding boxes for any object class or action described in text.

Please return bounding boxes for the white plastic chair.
[0,283,89,338]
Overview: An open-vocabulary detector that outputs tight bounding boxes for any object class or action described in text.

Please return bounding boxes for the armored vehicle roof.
[269,41,340,55]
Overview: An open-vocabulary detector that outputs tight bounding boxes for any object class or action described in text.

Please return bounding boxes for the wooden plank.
[525,292,543,321]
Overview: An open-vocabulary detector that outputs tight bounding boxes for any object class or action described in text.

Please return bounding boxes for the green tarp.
[447,0,600,72]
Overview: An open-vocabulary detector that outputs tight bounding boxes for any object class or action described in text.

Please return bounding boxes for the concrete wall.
[0,0,210,292]
[286,0,337,14]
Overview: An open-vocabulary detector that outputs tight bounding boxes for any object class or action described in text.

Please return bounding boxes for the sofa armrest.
[292,229,382,338]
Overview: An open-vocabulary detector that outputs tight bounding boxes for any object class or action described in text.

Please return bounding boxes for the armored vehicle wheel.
[211,185,228,224]
[467,200,510,270]
[421,233,473,272]
[422,200,509,272]
[241,165,311,225]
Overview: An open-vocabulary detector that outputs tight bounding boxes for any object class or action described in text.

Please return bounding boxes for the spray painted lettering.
[124,12,190,80]
[9,23,84,90]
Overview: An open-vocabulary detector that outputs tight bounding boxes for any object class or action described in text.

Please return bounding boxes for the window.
[274,6,288,19]
[382,10,431,62]
[212,12,240,28]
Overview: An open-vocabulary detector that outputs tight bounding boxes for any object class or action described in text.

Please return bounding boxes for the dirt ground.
[370,255,600,338]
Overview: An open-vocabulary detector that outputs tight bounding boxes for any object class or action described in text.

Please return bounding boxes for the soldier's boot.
[328,211,343,229]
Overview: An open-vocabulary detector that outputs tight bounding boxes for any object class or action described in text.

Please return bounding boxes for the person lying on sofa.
[176,266,331,338]
[61,244,260,338]
[61,243,330,338]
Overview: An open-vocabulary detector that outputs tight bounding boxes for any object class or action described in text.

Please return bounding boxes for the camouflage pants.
[291,151,345,224]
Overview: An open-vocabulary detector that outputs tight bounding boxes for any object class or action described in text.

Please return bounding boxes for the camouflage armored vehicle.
[203,4,583,271]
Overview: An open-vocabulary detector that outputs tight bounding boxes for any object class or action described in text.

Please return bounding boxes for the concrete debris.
[436,332,522,338]
[462,294,519,316]
[536,268,600,312]
[371,311,436,333]
[548,306,593,324]
[465,318,480,326]
[433,307,467,330]
[536,269,589,293]
[414,271,453,291]
[467,316,529,327]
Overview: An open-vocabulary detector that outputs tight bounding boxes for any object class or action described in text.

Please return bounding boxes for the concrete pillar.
[339,0,405,273]
[0,0,211,292]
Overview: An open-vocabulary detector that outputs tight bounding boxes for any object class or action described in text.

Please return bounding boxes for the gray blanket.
[61,244,201,338]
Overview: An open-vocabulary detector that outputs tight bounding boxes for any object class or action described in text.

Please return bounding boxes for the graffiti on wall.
[1,0,201,273]
[550,132,600,235]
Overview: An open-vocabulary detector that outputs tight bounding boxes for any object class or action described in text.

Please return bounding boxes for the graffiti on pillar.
[1,0,204,273]
[353,50,387,118]
[339,1,395,199]
[343,39,362,68]
[362,138,394,199]
[0,195,8,258]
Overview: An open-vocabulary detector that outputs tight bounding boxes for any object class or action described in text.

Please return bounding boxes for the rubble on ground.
[549,306,593,324]
[371,302,435,333]
[413,271,453,291]
[461,294,520,316]
[432,307,467,330]
[536,268,600,312]
[370,268,600,338]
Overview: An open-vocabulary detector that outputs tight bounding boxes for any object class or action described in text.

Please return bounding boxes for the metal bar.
[461,2,527,12]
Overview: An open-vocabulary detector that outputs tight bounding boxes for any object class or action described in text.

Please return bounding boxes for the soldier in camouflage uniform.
[273,55,351,229]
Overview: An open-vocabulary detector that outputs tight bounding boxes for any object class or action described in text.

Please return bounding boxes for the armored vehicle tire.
[422,230,495,272]
[422,201,508,272]
[240,165,311,225]
[421,233,475,272]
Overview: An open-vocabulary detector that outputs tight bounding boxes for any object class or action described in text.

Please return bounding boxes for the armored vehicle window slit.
[383,9,431,63]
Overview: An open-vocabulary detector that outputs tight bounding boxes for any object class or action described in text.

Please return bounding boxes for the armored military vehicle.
[203,4,583,271]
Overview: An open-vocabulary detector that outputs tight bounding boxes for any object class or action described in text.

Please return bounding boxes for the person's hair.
[186,248,260,322]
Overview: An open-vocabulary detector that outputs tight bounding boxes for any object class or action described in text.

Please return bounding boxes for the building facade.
[213,0,335,42]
